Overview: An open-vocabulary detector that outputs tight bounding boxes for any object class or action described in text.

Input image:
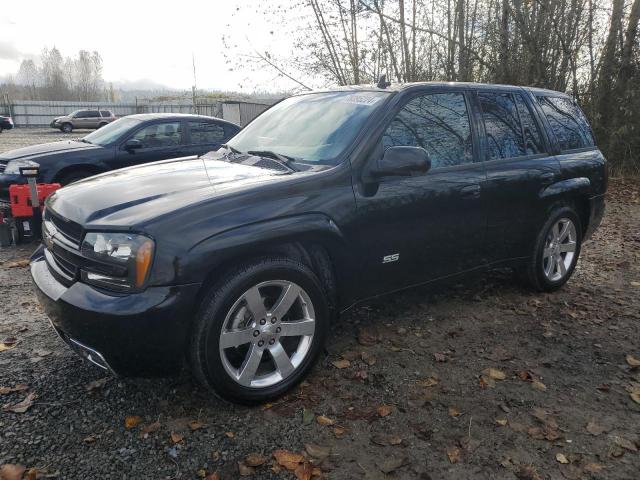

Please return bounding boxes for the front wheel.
[523,207,582,292]
[61,123,72,133]
[189,257,329,404]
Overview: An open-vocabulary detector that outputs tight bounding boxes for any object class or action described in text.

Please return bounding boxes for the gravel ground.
[0,129,639,479]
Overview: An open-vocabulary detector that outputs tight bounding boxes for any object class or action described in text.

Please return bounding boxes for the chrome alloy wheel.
[542,217,577,282]
[218,280,316,388]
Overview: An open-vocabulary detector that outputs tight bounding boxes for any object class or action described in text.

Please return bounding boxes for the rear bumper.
[30,247,201,376]
[584,193,605,240]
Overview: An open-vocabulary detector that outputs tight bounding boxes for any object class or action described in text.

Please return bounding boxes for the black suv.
[31,83,606,404]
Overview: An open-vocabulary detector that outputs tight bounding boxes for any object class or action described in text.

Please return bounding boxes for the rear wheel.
[190,257,328,404]
[61,123,72,133]
[523,207,582,292]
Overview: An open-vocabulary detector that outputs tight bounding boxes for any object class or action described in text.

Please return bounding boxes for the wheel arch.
[188,214,355,320]
[53,164,106,183]
[540,177,592,233]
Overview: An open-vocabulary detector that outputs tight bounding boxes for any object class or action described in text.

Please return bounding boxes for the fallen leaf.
[357,327,379,346]
[583,463,605,473]
[0,464,26,480]
[204,474,221,480]
[613,435,638,452]
[377,454,408,473]
[556,453,569,464]
[446,446,461,463]
[124,415,142,429]
[631,390,640,404]
[316,415,335,426]
[479,375,495,388]
[371,434,402,446]
[626,355,640,368]
[244,452,266,467]
[332,359,350,369]
[189,420,205,431]
[377,404,392,417]
[0,337,18,353]
[302,408,314,425]
[2,392,36,413]
[5,259,30,268]
[170,432,184,444]
[85,378,108,392]
[0,384,28,395]
[224,431,235,438]
[273,449,305,471]
[83,435,96,444]
[586,420,607,436]
[416,377,439,387]
[482,367,506,380]
[434,352,447,362]
[496,418,508,426]
[361,351,376,366]
[139,421,161,438]
[448,407,462,418]
[294,461,313,480]
[333,426,347,438]
[516,464,543,480]
[237,461,255,476]
[532,380,547,391]
[304,443,330,459]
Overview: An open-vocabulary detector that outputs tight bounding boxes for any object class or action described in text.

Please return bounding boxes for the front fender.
[180,213,353,287]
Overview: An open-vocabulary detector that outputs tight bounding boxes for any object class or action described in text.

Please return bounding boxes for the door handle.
[539,172,555,184]
[460,184,481,198]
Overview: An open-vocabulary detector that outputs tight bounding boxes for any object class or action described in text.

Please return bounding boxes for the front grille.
[44,208,83,246]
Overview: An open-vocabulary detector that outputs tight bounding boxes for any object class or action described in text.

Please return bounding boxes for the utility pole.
[192,53,198,114]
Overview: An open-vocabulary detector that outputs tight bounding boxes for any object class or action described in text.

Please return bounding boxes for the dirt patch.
[0,131,639,478]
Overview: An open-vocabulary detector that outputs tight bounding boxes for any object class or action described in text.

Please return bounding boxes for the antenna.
[377,74,391,89]
[192,53,197,114]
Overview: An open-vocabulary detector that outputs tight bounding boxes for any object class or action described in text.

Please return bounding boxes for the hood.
[0,140,101,162]
[46,156,286,228]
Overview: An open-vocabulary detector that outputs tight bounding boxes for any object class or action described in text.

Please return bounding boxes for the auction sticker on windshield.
[341,94,383,106]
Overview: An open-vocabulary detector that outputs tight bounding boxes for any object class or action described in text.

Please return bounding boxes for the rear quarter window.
[100,111,113,117]
[536,96,594,151]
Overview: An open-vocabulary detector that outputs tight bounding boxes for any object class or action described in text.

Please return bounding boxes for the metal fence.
[0,98,271,127]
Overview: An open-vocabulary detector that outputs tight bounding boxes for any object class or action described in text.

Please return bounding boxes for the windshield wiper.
[221,143,242,154]
[247,150,299,172]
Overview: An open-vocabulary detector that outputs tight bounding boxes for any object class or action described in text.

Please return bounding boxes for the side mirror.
[125,139,143,151]
[369,146,431,179]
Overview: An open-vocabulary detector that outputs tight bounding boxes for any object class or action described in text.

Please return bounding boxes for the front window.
[83,117,141,146]
[227,91,391,164]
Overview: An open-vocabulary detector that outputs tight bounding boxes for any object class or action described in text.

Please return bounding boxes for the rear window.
[536,96,594,151]
[188,121,226,145]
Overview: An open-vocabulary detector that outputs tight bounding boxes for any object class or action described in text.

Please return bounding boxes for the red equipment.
[9,183,61,217]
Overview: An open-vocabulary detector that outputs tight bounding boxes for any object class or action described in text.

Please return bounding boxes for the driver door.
[114,121,185,169]
[352,91,487,297]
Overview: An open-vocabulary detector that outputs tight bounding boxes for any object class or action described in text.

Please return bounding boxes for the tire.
[61,123,72,133]
[190,257,329,404]
[58,169,93,186]
[522,206,582,292]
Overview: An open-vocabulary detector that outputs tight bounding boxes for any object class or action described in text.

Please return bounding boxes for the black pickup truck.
[31,82,606,404]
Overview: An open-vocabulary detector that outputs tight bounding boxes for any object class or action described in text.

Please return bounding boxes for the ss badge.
[382,253,399,264]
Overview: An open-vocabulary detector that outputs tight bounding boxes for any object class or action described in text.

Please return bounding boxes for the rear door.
[352,89,487,296]
[114,120,185,169]
[73,111,91,129]
[185,120,238,156]
[478,89,561,262]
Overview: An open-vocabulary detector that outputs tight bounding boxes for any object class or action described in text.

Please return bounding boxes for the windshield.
[227,91,391,164]
[83,117,141,146]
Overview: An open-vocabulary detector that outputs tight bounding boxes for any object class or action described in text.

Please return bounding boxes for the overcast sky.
[0,0,309,93]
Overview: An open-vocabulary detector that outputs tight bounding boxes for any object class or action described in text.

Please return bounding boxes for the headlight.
[4,160,39,175]
[80,232,155,291]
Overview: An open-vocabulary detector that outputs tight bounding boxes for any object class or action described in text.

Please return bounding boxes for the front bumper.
[30,247,201,376]
[50,120,61,128]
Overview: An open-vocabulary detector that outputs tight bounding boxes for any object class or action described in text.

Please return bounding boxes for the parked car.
[50,109,117,133]
[0,113,241,199]
[31,83,606,404]
[0,115,14,133]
